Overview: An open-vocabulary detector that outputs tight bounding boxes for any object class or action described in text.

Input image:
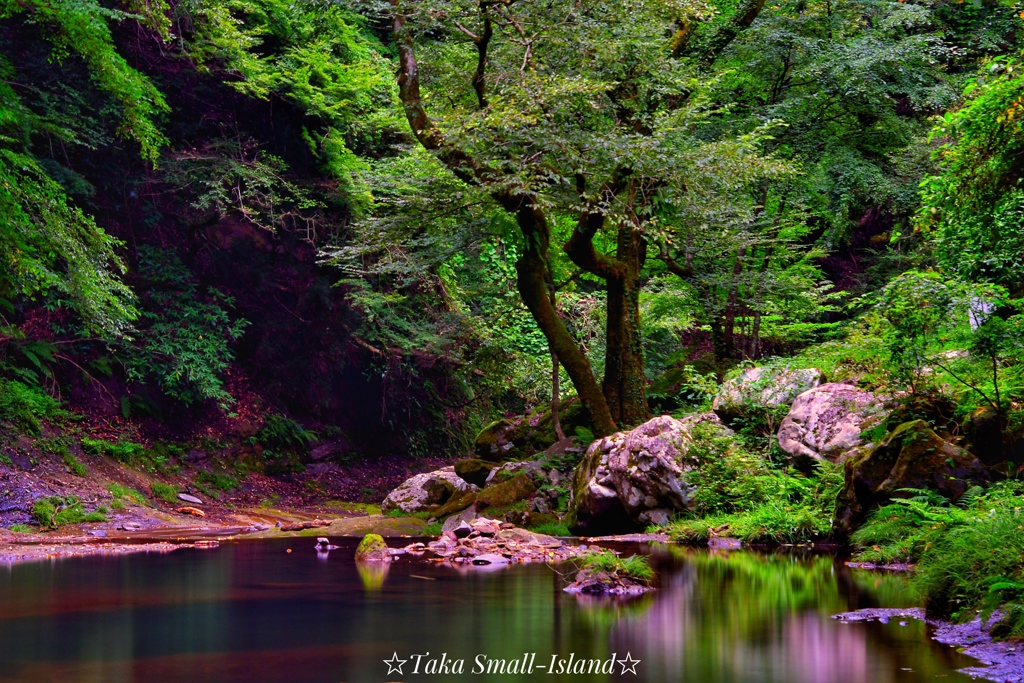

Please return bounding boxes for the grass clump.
[62,452,88,477]
[82,438,147,465]
[194,470,238,499]
[150,482,179,502]
[530,521,571,536]
[32,496,107,529]
[9,524,32,533]
[421,521,443,536]
[663,426,844,544]
[580,551,654,583]
[108,483,146,506]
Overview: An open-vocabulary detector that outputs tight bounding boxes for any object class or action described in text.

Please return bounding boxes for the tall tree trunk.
[513,203,618,436]
[603,223,651,426]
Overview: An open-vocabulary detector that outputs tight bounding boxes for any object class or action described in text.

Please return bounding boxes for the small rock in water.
[354,533,391,562]
[472,553,509,566]
[453,521,473,538]
[88,530,107,537]
[119,523,142,532]
[315,537,338,551]
[178,493,203,505]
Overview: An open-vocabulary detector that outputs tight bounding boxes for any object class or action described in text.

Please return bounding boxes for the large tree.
[371,0,780,433]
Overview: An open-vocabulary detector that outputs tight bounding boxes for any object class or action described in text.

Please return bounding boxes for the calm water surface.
[0,539,976,682]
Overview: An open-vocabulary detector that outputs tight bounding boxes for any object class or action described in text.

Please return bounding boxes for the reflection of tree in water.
[602,548,972,683]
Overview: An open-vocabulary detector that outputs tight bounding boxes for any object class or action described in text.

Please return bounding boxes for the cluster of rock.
[403,517,593,566]
[382,361,1002,542]
[381,457,563,531]
[563,567,653,596]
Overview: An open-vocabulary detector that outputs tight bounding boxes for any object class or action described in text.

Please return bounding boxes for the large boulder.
[567,414,728,535]
[776,383,889,468]
[381,466,477,514]
[833,420,991,538]
[712,366,824,424]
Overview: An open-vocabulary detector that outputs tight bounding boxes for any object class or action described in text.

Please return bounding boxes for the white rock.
[776,383,888,467]
[381,466,476,514]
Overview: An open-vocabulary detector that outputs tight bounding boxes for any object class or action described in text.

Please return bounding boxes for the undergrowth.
[663,426,844,544]
[852,481,1024,638]
[32,496,106,529]
[0,379,66,435]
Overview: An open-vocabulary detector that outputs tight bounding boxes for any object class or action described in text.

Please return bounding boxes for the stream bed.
[0,538,979,682]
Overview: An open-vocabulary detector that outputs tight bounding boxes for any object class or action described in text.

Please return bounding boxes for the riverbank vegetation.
[1,0,1024,641]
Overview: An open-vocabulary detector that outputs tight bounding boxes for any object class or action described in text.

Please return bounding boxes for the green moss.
[150,482,179,502]
[323,500,382,515]
[355,533,389,561]
[108,483,146,505]
[454,458,493,486]
[476,473,536,510]
[430,490,478,519]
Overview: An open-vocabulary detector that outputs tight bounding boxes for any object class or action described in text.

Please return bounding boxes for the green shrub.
[150,482,179,502]
[579,551,654,583]
[32,496,107,528]
[9,524,32,533]
[664,430,844,544]
[122,246,249,411]
[420,522,443,536]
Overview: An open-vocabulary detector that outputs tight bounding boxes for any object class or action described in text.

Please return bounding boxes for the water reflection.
[0,540,977,682]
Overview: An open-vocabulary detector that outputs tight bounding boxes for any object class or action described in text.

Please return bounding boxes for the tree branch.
[563,171,629,280]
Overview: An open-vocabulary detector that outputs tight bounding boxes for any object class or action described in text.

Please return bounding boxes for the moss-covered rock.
[476,472,537,510]
[380,466,475,514]
[430,490,478,519]
[833,420,991,538]
[454,458,494,487]
[472,398,591,461]
[354,533,391,562]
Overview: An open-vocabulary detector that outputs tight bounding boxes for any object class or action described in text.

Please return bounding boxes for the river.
[0,538,976,682]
